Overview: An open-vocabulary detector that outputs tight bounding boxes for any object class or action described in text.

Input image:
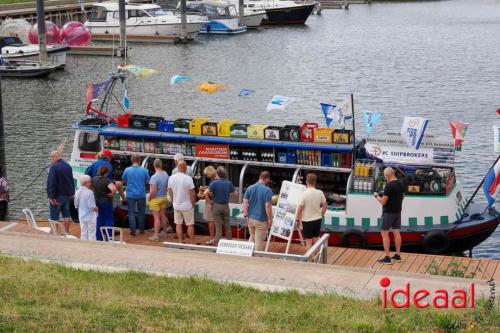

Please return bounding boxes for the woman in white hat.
[172,153,193,177]
[74,175,98,241]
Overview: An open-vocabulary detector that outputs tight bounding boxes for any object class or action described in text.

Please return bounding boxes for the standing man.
[172,153,193,176]
[207,166,238,243]
[122,155,150,236]
[168,161,196,244]
[295,173,327,251]
[147,159,169,241]
[374,167,405,264]
[47,150,75,234]
[85,149,127,204]
[242,171,273,251]
[0,167,9,221]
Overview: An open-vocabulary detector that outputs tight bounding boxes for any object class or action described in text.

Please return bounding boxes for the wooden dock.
[1,220,499,281]
[67,45,123,57]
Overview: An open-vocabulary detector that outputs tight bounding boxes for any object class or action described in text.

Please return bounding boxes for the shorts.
[148,196,167,212]
[302,219,322,239]
[381,213,401,231]
[203,201,214,221]
[174,208,195,226]
[49,196,71,221]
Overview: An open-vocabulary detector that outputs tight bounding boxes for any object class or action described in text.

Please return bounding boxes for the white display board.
[216,240,254,257]
[265,181,306,253]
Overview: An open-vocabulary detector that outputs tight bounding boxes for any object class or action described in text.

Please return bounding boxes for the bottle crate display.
[201,122,218,136]
[189,117,210,135]
[217,119,237,137]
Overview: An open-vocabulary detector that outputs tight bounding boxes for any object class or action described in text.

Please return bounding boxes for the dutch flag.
[483,158,500,207]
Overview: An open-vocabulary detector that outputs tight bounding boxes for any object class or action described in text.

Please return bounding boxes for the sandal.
[204,239,216,246]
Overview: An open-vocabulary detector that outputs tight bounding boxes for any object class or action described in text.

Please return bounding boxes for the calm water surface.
[3,0,500,258]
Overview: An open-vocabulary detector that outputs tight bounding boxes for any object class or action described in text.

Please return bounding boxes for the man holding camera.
[374,167,405,264]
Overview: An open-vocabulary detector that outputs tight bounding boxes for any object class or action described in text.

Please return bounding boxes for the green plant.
[426,258,481,279]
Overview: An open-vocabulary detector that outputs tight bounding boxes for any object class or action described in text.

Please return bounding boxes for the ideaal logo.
[380,277,475,309]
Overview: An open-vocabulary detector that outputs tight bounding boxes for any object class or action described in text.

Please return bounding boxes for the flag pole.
[462,154,500,213]
[351,93,356,166]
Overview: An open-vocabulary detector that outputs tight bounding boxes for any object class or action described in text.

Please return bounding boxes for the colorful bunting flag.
[320,103,335,127]
[197,82,224,94]
[401,116,429,150]
[449,120,469,151]
[363,111,382,138]
[120,64,156,78]
[170,75,192,85]
[238,89,255,97]
[266,95,295,112]
[123,84,130,110]
[326,97,353,128]
[85,79,112,102]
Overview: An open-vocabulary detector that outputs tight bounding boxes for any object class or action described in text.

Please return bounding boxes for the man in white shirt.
[295,173,327,251]
[168,160,196,244]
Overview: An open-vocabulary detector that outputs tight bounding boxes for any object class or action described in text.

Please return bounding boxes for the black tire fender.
[341,229,367,248]
[422,230,451,255]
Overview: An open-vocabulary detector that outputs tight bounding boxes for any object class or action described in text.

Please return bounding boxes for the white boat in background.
[0,58,58,78]
[224,0,266,28]
[0,36,69,69]
[84,2,206,39]
[185,1,247,34]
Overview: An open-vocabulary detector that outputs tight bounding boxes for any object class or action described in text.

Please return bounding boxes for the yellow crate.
[189,117,209,135]
[333,130,351,144]
[217,119,237,137]
[314,128,333,143]
[247,124,268,140]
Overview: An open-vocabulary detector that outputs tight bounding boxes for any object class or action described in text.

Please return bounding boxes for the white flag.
[326,97,353,128]
[401,116,429,150]
[266,95,295,112]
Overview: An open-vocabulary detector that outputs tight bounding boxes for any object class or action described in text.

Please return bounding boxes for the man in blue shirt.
[122,154,150,236]
[207,166,237,243]
[47,150,75,234]
[242,171,273,251]
[85,149,127,204]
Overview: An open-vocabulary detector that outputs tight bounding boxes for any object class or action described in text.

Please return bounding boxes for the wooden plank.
[351,249,378,267]
[335,249,361,266]
[394,254,418,272]
[464,259,482,279]
[493,262,500,281]
[364,251,384,269]
[327,247,348,265]
[479,260,499,280]
[417,256,437,274]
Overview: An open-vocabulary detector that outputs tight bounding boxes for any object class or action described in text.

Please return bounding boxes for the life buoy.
[341,229,367,248]
[422,230,451,254]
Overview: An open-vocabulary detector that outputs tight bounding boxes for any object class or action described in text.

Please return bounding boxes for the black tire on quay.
[341,229,367,248]
[422,230,451,254]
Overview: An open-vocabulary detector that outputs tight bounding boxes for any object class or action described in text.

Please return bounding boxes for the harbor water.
[3,0,500,258]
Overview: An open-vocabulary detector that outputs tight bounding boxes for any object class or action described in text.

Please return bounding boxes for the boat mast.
[36,0,48,62]
[239,0,244,28]
[351,93,356,166]
[180,0,188,41]
[118,0,127,59]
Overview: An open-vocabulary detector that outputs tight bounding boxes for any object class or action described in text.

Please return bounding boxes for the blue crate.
[158,120,174,132]
[276,151,287,164]
[321,152,332,167]
[286,150,297,164]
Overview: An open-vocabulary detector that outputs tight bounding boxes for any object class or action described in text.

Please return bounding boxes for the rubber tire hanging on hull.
[341,229,367,248]
[422,230,451,254]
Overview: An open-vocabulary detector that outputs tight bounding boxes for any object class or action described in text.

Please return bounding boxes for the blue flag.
[362,111,382,138]
[123,86,130,109]
[239,89,255,97]
[320,103,335,127]
[86,79,112,102]
[170,75,192,85]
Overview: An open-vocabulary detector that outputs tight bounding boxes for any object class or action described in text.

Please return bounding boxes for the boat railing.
[162,233,330,264]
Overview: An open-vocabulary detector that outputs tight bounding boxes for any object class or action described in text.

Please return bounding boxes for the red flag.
[496,108,500,115]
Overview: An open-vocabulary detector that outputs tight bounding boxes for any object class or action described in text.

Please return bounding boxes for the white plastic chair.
[100,226,126,244]
[22,208,51,234]
[48,219,78,239]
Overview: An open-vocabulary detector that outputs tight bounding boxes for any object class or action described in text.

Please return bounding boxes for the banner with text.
[195,144,230,159]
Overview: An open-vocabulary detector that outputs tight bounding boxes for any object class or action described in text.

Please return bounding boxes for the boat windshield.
[144,8,171,17]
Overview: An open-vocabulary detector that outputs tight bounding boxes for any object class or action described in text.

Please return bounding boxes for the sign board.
[216,240,254,257]
[494,125,500,153]
[366,134,455,167]
[266,181,306,253]
[195,144,230,159]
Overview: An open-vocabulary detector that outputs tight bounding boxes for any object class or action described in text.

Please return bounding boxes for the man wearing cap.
[85,150,126,204]
[171,153,193,177]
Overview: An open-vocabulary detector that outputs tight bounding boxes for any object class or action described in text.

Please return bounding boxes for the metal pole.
[350,93,356,166]
[118,0,127,57]
[239,0,244,27]
[180,0,187,41]
[36,0,48,62]
[462,154,500,212]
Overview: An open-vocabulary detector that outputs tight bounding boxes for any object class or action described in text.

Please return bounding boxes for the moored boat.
[245,0,317,25]
[84,2,206,39]
[0,58,58,77]
[0,36,69,69]
[69,72,499,255]
[185,1,247,34]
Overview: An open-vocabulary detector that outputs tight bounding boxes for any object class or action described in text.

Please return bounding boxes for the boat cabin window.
[145,8,168,17]
[78,132,100,152]
[226,5,237,17]
[0,37,23,49]
[89,6,108,22]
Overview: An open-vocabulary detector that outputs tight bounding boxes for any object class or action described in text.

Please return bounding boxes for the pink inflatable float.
[28,21,61,45]
[61,21,91,46]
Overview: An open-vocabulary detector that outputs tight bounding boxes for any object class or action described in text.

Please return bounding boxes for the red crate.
[341,152,352,168]
[117,113,132,128]
[300,122,318,142]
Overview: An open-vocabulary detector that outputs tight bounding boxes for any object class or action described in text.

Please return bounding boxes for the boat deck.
[1,220,499,281]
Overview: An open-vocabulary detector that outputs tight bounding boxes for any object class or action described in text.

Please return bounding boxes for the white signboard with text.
[216,240,254,257]
[266,181,306,253]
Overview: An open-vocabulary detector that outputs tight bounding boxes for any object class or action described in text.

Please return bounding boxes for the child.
[74,175,98,241]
